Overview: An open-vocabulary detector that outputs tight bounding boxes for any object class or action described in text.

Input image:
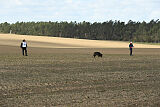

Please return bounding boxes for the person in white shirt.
[20,39,28,56]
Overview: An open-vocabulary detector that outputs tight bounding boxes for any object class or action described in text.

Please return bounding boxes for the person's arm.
[20,43,22,48]
[129,44,131,48]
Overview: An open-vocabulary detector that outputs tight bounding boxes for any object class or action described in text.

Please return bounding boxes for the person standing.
[20,39,28,56]
[129,42,134,56]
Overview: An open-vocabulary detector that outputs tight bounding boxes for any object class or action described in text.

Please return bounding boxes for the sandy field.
[1,34,160,48]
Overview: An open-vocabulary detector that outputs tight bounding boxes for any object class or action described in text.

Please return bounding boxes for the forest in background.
[0,20,160,42]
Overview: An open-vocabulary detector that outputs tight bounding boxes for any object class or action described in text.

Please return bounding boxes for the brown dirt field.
[1,45,160,55]
[1,34,160,106]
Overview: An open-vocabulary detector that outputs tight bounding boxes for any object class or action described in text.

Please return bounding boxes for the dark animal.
[93,52,103,58]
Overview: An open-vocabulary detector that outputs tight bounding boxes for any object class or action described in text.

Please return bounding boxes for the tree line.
[0,20,160,42]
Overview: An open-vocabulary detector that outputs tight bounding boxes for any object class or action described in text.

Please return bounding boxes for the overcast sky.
[0,0,160,23]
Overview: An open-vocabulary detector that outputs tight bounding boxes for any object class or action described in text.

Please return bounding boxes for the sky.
[0,0,160,23]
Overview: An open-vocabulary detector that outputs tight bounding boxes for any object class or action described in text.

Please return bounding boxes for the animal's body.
[93,52,103,58]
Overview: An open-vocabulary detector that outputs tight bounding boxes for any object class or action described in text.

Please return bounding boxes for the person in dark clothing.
[129,42,134,56]
[20,39,28,56]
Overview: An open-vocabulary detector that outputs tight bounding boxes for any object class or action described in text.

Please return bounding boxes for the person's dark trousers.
[22,47,27,56]
[130,48,132,56]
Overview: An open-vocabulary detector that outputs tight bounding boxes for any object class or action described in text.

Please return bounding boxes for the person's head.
[130,42,132,44]
[23,39,25,42]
